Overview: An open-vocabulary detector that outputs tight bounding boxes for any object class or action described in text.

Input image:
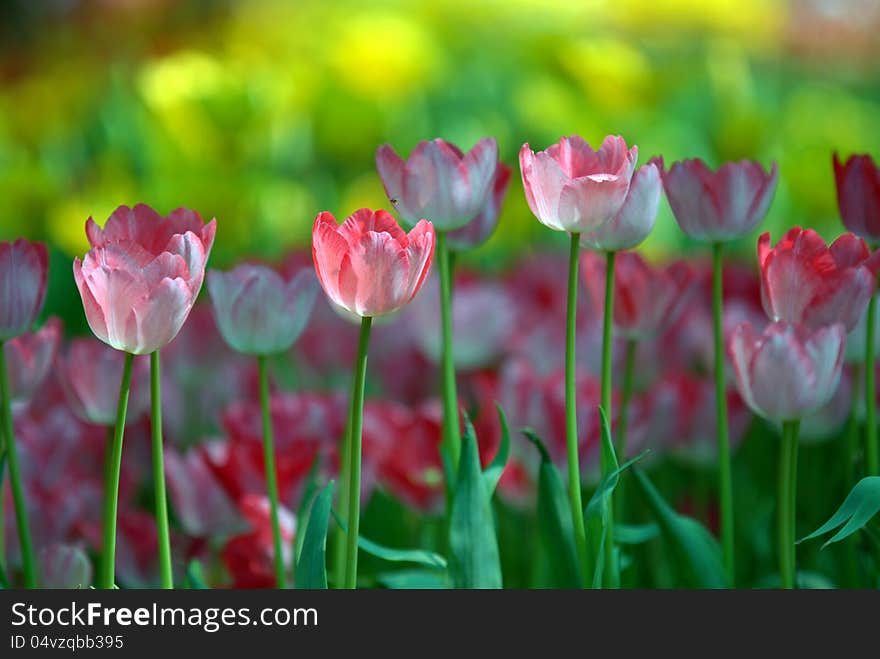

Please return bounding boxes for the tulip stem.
[100,426,113,583]
[564,234,589,587]
[436,231,461,478]
[258,355,287,588]
[150,351,173,589]
[866,290,877,476]
[333,407,352,587]
[0,341,36,587]
[600,250,619,589]
[100,352,134,589]
[712,242,735,586]
[778,420,800,589]
[344,316,372,589]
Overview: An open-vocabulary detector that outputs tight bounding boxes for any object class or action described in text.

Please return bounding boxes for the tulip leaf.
[184,560,209,590]
[523,428,581,588]
[330,510,448,568]
[448,417,503,588]
[294,480,335,589]
[482,403,511,495]
[294,454,323,563]
[632,468,728,588]
[377,569,449,589]
[615,523,660,545]
[798,477,880,549]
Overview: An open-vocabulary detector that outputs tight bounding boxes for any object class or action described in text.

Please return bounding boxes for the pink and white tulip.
[0,239,48,341]
[446,161,512,250]
[4,317,62,409]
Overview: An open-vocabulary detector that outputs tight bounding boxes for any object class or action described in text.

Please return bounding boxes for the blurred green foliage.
[1,0,878,276]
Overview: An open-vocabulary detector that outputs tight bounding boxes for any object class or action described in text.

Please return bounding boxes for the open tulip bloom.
[658,156,778,585]
[730,320,846,588]
[377,137,509,486]
[73,203,216,589]
[208,263,319,587]
[312,208,434,588]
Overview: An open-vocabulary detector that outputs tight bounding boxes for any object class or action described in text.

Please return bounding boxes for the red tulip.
[661,158,778,242]
[580,163,662,251]
[520,135,638,233]
[312,208,434,317]
[729,321,846,422]
[57,337,149,426]
[208,263,318,355]
[581,252,695,340]
[0,239,48,341]
[4,317,62,409]
[833,153,880,243]
[446,161,513,250]
[376,138,501,231]
[221,494,295,589]
[73,204,216,354]
[758,227,880,332]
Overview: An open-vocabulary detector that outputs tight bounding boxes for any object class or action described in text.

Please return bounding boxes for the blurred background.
[1,0,879,324]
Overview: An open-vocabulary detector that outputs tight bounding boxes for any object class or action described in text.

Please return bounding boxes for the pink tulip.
[57,337,150,426]
[661,158,778,242]
[729,321,846,422]
[833,153,880,243]
[520,135,638,233]
[376,138,501,231]
[311,208,434,318]
[0,239,48,341]
[73,204,216,354]
[580,163,662,251]
[581,252,695,340]
[208,263,319,355]
[4,317,61,408]
[758,227,880,332]
[164,448,240,538]
[38,544,93,589]
[446,162,513,250]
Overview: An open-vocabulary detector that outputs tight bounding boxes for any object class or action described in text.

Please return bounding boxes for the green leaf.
[482,403,511,495]
[524,429,581,588]
[294,455,323,563]
[615,523,660,545]
[294,480,335,589]
[331,510,447,569]
[184,560,208,589]
[377,569,449,589]
[632,468,728,588]
[448,416,502,588]
[798,477,880,548]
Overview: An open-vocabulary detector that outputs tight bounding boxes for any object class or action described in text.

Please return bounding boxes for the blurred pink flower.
[833,153,880,242]
[660,158,778,242]
[221,494,295,589]
[164,448,240,538]
[446,161,512,250]
[208,263,318,355]
[376,138,501,231]
[729,321,846,422]
[73,204,216,354]
[579,162,662,251]
[758,227,880,331]
[4,317,62,410]
[520,135,637,233]
[0,239,48,341]
[57,337,149,427]
[38,544,92,589]
[312,209,434,318]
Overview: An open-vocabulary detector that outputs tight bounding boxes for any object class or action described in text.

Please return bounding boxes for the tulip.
[208,263,319,587]
[221,495,296,589]
[519,134,638,589]
[4,317,62,411]
[659,157,777,584]
[758,227,879,332]
[0,238,48,587]
[445,162,512,251]
[74,203,216,590]
[729,320,845,588]
[312,207,434,589]
[38,544,92,589]
[833,154,880,476]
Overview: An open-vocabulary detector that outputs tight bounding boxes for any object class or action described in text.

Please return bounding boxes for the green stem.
[564,234,589,587]
[258,355,286,588]
[866,290,877,476]
[778,420,800,589]
[150,351,173,589]
[100,351,134,589]
[843,365,862,587]
[100,425,113,584]
[333,404,352,588]
[712,242,735,585]
[343,316,372,589]
[436,230,461,476]
[600,250,619,589]
[0,342,36,587]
